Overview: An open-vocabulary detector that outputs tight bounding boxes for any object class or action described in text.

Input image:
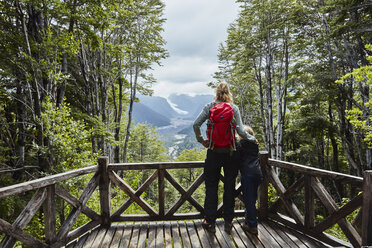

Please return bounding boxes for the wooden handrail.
[107,161,204,171]
[0,154,370,247]
[0,165,98,199]
[268,159,363,184]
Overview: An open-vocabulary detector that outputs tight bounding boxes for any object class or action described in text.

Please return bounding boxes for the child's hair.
[237,125,255,140]
[244,125,255,136]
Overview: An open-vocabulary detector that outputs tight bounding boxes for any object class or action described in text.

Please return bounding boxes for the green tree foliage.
[0,0,168,243]
[127,123,168,163]
[337,44,372,147]
[0,0,168,176]
[216,0,372,176]
[36,98,98,173]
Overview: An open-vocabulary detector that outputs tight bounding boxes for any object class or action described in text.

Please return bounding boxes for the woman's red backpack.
[206,102,236,150]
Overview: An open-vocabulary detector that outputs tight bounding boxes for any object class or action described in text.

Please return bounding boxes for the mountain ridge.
[133,93,214,126]
[132,93,213,157]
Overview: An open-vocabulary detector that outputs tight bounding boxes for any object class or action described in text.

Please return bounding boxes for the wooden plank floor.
[65,218,342,248]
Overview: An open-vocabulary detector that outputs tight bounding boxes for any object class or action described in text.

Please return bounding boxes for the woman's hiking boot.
[202,219,216,233]
[242,222,258,235]
[224,221,233,234]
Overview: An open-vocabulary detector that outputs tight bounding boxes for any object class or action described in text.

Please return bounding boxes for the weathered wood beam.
[108,161,204,171]
[0,165,97,199]
[44,185,56,245]
[362,170,372,246]
[314,193,362,233]
[158,169,165,217]
[351,206,362,233]
[1,188,47,248]
[55,185,100,221]
[266,166,304,225]
[0,218,48,248]
[216,173,225,216]
[98,157,111,228]
[112,213,204,222]
[109,171,158,216]
[269,159,363,185]
[165,172,204,217]
[111,210,244,222]
[268,176,305,213]
[111,170,158,218]
[55,173,99,243]
[311,177,361,247]
[304,175,315,229]
[235,182,244,202]
[65,220,100,245]
[164,170,204,214]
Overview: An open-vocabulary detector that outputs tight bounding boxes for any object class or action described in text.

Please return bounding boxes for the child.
[236,125,263,235]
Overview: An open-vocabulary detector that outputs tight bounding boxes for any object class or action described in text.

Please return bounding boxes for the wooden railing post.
[44,185,56,245]
[98,156,111,227]
[258,151,269,220]
[304,175,314,229]
[158,169,165,217]
[362,170,372,246]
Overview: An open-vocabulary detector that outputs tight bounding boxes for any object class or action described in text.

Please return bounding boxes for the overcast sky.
[151,0,240,98]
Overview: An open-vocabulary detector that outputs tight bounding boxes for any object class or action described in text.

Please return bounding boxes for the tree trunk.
[113,70,124,163]
[14,84,25,180]
[23,4,47,170]
[253,58,268,150]
[123,62,139,163]
[265,33,275,158]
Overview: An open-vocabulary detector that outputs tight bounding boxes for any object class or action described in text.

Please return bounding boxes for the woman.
[193,82,256,234]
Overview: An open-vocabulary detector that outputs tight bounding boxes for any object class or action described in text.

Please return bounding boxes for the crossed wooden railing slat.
[108,167,206,221]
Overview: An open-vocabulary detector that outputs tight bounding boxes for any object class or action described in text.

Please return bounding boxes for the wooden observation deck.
[0,152,371,247]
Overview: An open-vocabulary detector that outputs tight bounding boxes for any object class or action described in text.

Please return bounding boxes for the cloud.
[153,80,215,98]
[164,0,239,57]
[153,56,218,84]
[151,0,239,98]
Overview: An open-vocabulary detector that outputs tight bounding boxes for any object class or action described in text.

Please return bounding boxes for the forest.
[0,0,371,245]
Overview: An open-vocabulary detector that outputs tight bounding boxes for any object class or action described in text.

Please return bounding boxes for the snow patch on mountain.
[166,98,188,115]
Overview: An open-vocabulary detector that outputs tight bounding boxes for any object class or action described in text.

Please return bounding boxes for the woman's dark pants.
[204,149,238,224]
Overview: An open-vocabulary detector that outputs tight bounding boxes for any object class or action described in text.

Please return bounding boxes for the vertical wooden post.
[362,170,372,246]
[304,175,314,229]
[258,151,269,220]
[44,184,56,245]
[158,168,165,217]
[99,156,111,227]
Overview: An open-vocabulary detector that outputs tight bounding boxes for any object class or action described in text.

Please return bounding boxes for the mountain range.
[132,93,214,127]
[132,93,214,157]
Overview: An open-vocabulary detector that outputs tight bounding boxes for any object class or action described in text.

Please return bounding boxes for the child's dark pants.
[241,173,262,227]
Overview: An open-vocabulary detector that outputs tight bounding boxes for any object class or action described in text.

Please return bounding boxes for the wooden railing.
[258,151,372,247]
[0,153,371,247]
[0,158,239,248]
